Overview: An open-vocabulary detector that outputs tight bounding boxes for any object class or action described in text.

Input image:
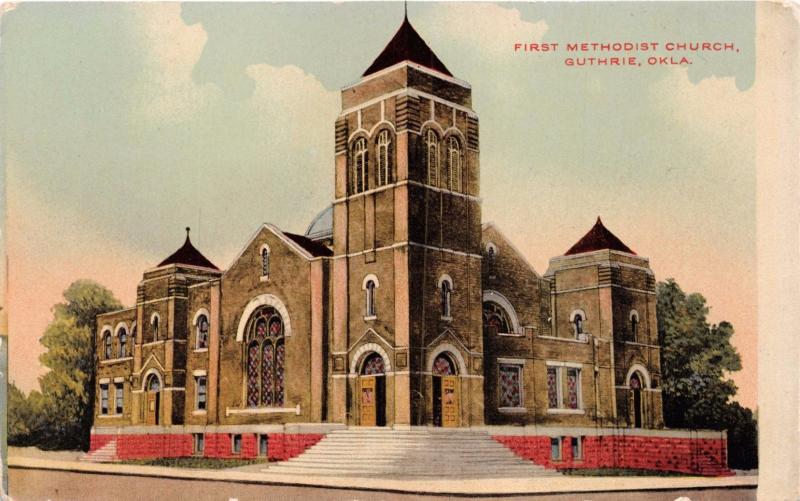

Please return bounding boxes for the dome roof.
[565,217,635,256]
[305,205,333,242]
[158,228,219,269]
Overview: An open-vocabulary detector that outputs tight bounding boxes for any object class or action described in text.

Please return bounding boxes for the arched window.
[152,315,160,342]
[630,311,639,341]
[365,280,376,317]
[361,352,386,375]
[432,354,456,376]
[245,307,285,408]
[573,314,584,337]
[261,247,270,277]
[352,137,368,194]
[485,242,498,277]
[103,332,112,359]
[147,373,161,392]
[425,129,439,186]
[196,314,209,349]
[483,302,511,335]
[118,329,127,358]
[440,280,452,319]
[446,136,462,192]
[376,130,392,186]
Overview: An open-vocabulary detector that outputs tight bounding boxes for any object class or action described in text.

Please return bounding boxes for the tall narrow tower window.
[352,137,368,194]
[261,247,270,276]
[376,130,392,186]
[365,280,377,317]
[447,136,462,192]
[573,314,583,337]
[441,280,452,319]
[426,129,439,187]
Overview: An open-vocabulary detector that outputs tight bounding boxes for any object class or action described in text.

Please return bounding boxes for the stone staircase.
[79,439,118,463]
[264,428,559,478]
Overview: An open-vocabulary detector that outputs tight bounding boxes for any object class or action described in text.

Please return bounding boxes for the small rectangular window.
[259,434,268,456]
[550,437,562,461]
[114,383,123,414]
[196,376,207,411]
[100,384,109,415]
[566,368,580,410]
[572,436,583,460]
[546,367,559,408]
[193,433,205,455]
[498,364,523,407]
[231,434,242,454]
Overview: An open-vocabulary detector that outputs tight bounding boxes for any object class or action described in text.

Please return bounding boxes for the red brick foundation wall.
[493,434,732,476]
[90,432,323,462]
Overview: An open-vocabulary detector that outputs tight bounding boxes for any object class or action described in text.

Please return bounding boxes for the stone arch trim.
[482,290,521,334]
[141,367,163,391]
[193,308,210,326]
[437,273,454,289]
[569,308,588,322]
[362,273,380,290]
[113,322,129,337]
[100,324,113,337]
[629,309,640,321]
[426,343,468,375]
[235,294,293,342]
[485,241,499,256]
[350,342,392,375]
[626,363,652,389]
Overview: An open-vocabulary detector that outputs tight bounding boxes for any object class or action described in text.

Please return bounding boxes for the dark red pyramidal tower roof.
[363,15,452,77]
[565,217,636,256]
[158,227,219,269]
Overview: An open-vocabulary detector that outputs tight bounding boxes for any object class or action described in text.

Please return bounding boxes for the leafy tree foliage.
[9,280,121,450]
[657,279,757,469]
[8,382,34,446]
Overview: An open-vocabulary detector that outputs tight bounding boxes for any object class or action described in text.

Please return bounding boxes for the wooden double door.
[433,375,460,427]
[359,375,386,427]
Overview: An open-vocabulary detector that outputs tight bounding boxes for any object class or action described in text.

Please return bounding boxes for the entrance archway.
[630,372,643,428]
[145,373,161,425]
[431,353,459,427]
[359,353,386,427]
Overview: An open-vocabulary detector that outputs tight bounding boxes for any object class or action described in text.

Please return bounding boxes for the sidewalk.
[8,455,758,496]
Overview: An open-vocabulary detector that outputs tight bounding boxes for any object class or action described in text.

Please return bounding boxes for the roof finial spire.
[404,0,408,20]
[185,226,191,240]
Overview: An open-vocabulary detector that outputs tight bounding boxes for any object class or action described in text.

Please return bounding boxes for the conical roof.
[363,16,452,77]
[158,227,219,269]
[565,217,636,256]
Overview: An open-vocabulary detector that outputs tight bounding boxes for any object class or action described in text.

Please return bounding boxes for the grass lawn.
[121,457,270,469]
[561,468,693,477]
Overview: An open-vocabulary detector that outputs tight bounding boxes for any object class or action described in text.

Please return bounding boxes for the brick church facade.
[90,17,729,475]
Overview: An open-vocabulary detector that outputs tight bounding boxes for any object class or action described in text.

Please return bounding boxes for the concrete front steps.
[79,439,118,463]
[265,428,559,478]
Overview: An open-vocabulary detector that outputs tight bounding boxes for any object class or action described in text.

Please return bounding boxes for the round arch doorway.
[144,373,162,425]
[432,353,459,427]
[359,353,387,427]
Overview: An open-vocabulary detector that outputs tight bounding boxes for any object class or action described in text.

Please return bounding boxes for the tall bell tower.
[329,15,483,427]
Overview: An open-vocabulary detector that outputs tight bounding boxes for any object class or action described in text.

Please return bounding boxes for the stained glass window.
[566,368,580,409]
[118,329,127,358]
[365,280,376,317]
[245,307,286,408]
[432,354,455,376]
[629,373,641,390]
[426,129,439,186]
[196,315,209,349]
[483,302,511,335]
[104,333,112,359]
[547,367,559,408]
[361,353,385,375]
[499,364,522,407]
[147,374,160,392]
[376,130,392,186]
[447,136,462,192]
[352,137,367,194]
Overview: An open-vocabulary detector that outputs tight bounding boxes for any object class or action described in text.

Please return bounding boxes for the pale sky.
[1,2,757,408]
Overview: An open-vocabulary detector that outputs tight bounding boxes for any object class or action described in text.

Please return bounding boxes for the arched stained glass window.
[376,130,392,186]
[118,329,127,358]
[483,302,511,335]
[147,374,161,392]
[446,136,462,192]
[196,314,209,349]
[361,353,385,375]
[426,129,439,186]
[432,354,456,376]
[245,307,286,408]
[352,137,368,194]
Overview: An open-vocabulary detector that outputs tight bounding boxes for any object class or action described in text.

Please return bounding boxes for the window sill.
[537,335,589,344]
[192,410,207,416]
[440,316,453,322]
[363,315,377,321]
[193,348,209,353]
[100,357,133,365]
[498,406,527,414]
[97,414,123,419]
[226,404,301,417]
[497,332,525,337]
[260,275,270,283]
[547,408,585,415]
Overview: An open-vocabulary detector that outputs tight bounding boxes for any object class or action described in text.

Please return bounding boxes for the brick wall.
[493,434,732,476]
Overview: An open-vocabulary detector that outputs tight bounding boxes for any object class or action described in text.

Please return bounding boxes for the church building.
[89,16,730,475]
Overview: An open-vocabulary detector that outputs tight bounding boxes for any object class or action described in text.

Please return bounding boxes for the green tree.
[34,280,122,450]
[8,382,33,446]
[657,278,757,469]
